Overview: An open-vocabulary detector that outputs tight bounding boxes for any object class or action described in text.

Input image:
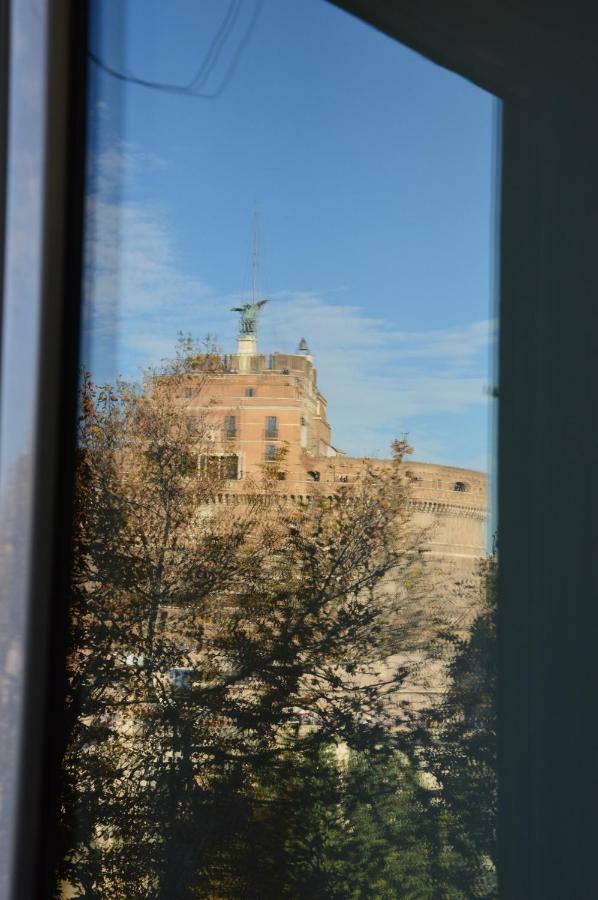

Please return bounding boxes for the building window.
[202,455,220,479]
[245,387,254,397]
[265,415,278,439]
[223,456,239,480]
[224,415,237,439]
[308,470,320,482]
[265,444,277,461]
[453,481,469,492]
[168,668,194,690]
[201,455,239,480]
[186,416,199,434]
[339,474,349,483]
[277,471,286,481]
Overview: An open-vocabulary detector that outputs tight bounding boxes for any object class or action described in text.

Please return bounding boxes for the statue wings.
[230,299,268,313]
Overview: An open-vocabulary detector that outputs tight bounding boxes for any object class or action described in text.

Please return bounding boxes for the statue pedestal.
[236,334,257,371]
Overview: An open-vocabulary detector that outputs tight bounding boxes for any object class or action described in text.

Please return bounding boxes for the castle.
[169,302,489,705]
[176,302,488,576]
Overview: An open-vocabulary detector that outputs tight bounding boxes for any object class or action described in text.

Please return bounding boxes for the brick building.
[176,310,488,574]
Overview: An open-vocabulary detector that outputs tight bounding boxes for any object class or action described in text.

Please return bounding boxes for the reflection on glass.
[55,1,498,896]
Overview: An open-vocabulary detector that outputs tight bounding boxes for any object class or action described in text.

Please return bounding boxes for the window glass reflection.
[54,1,499,896]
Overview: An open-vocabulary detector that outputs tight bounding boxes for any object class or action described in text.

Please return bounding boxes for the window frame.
[265,414,278,439]
[2,1,597,897]
[0,2,89,898]
[200,453,239,481]
[264,443,277,462]
[332,3,598,896]
[224,414,237,439]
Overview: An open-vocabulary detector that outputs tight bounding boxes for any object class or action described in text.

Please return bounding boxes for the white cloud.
[82,145,212,373]
[83,146,495,463]
[255,292,495,456]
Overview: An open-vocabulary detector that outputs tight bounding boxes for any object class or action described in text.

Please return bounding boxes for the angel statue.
[230,298,268,335]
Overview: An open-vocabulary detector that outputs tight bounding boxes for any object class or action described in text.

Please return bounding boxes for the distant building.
[176,305,488,577]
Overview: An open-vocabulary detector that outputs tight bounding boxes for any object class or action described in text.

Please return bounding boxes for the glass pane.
[55,1,499,896]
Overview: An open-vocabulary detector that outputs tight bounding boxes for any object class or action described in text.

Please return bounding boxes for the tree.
[417,557,498,898]
[235,744,465,900]
[54,343,431,898]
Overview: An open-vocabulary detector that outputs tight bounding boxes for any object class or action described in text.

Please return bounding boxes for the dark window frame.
[332,3,598,896]
[2,2,598,898]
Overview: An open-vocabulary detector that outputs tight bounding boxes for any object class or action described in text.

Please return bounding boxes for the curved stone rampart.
[405,462,488,567]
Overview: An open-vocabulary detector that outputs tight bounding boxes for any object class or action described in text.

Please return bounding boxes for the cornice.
[408,498,487,521]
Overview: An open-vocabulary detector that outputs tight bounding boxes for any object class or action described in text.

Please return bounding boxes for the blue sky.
[84,0,499,472]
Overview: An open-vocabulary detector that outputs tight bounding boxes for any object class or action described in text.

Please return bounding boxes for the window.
[265,415,278,439]
[8,0,598,895]
[453,481,469,492]
[223,456,239,480]
[224,415,237,439]
[33,3,502,898]
[201,455,239,480]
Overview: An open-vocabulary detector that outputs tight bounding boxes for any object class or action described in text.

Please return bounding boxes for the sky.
[83,0,499,472]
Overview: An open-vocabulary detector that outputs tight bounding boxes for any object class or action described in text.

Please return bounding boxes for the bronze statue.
[230,298,268,335]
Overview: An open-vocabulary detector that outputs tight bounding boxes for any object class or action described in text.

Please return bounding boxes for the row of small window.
[224,415,279,439]
[187,417,280,441]
[199,455,348,483]
[407,472,471,492]
[183,387,257,399]
[200,453,285,480]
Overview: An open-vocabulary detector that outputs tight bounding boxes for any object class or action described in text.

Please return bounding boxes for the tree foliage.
[54,344,454,899]
[417,558,498,898]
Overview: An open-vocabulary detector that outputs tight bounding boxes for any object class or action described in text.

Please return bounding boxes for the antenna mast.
[252,208,259,303]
